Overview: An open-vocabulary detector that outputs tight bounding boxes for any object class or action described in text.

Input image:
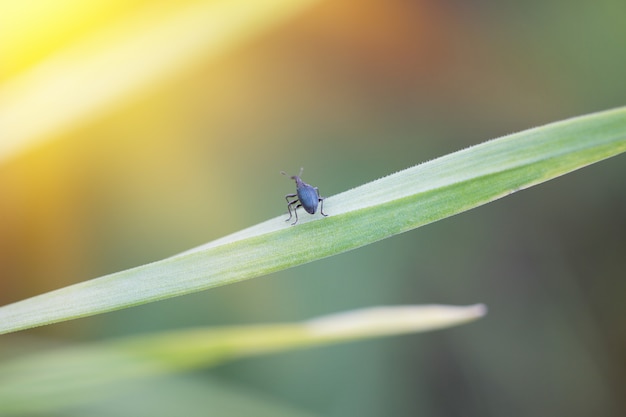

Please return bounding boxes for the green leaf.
[0,107,625,334]
[0,304,486,413]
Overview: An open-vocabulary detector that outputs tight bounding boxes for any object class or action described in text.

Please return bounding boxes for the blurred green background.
[1,0,625,416]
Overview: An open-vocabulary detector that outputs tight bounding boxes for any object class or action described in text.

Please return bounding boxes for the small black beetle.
[281,168,328,225]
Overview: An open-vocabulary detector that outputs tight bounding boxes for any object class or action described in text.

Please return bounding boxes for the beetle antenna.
[281,168,304,179]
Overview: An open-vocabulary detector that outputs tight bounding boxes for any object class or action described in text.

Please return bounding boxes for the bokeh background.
[1,0,625,416]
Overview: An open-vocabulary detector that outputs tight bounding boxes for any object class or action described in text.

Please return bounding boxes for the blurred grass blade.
[0,304,486,414]
[0,0,320,163]
[1,107,625,334]
[71,375,326,417]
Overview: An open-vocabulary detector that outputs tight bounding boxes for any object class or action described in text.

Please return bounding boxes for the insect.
[281,168,328,225]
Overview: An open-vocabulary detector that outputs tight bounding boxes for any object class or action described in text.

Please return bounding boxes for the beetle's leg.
[284,194,298,221]
[287,202,301,225]
[319,197,328,217]
[285,198,299,223]
[315,188,328,217]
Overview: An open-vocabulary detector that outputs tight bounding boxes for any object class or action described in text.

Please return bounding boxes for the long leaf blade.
[0,107,624,334]
[0,304,486,413]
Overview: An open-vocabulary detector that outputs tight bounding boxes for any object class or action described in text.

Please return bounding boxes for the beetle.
[281,168,328,225]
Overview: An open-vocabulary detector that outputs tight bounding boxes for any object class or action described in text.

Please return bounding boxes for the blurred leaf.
[0,107,625,334]
[70,375,326,417]
[0,304,486,414]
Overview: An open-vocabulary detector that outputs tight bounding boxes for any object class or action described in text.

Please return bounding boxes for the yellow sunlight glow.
[0,0,319,163]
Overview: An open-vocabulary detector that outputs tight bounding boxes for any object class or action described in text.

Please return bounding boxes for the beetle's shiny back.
[297,184,319,214]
